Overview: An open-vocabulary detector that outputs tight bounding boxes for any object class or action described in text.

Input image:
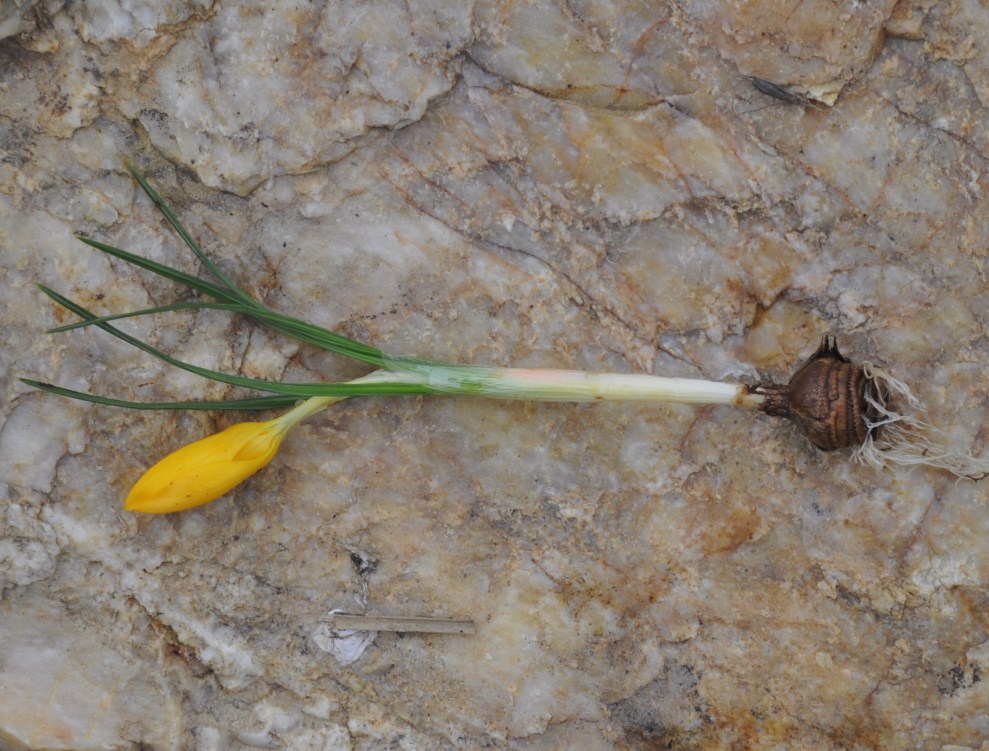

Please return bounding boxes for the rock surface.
[2,1,989,748]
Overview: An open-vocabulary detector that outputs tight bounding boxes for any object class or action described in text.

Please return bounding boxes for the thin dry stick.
[325,613,476,635]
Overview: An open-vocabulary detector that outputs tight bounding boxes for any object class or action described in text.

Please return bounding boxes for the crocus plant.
[24,166,988,513]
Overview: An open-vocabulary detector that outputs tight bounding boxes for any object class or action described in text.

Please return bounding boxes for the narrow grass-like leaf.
[227,305,388,366]
[124,166,387,364]
[42,276,387,367]
[31,166,440,413]
[75,235,241,303]
[76,178,388,366]
[42,286,432,397]
[125,162,254,305]
[20,379,300,410]
[43,296,235,334]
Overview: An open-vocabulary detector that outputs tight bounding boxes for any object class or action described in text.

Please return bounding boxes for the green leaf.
[124,162,254,306]
[20,379,300,410]
[42,296,231,334]
[75,167,390,367]
[41,276,387,367]
[30,165,442,412]
[227,305,387,366]
[39,286,434,397]
[75,235,240,303]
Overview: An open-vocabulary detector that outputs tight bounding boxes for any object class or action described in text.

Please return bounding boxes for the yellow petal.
[125,420,287,514]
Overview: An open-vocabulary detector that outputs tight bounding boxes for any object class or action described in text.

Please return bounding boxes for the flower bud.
[124,420,288,513]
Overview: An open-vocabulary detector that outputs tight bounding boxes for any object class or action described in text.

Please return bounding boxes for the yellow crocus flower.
[125,395,340,513]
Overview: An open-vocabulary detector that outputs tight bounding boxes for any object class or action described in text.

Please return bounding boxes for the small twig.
[742,75,824,112]
[325,613,476,635]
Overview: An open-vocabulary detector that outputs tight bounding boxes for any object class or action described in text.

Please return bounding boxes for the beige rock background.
[2,0,989,748]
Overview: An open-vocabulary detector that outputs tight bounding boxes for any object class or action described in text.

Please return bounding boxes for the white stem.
[273,362,765,433]
[384,358,765,408]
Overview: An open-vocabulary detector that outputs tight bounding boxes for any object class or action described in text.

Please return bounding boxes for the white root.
[853,362,989,481]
